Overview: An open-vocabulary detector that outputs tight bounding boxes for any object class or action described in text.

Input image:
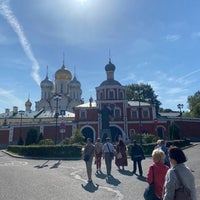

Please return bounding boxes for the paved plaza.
[0,143,199,200]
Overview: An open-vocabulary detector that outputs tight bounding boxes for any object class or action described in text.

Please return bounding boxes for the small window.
[131,109,138,118]
[119,91,124,99]
[109,91,114,99]
[100,92,103,100]
[80,110,86,119]
[114,108,121,118]
[143,109,149,118]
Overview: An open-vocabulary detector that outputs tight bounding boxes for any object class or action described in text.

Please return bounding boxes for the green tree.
[168,121,180,140]
[126,83,161,114]
[70,129,85,145]
[25,127,38,145]
[187,91,200,117]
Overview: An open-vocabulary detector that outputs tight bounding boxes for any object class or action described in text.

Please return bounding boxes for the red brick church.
[75,59,167,143]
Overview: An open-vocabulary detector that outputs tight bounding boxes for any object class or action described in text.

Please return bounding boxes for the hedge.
[7,145,82,159]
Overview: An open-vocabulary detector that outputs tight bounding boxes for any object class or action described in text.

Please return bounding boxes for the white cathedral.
[35,62,83,113]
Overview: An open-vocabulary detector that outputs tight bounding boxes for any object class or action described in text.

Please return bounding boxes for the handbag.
[116,152,122,159]
[84,154,90,162]
[144,166,159,200]
[174,169,192,200]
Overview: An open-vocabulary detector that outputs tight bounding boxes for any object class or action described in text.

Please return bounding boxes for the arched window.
[131,108,138,118]
[100,92,103,100]
[80,110,87,119]
[142,108,149,119]
[114,107,121,118]
[109,90,114,99]
[119,91,124,99]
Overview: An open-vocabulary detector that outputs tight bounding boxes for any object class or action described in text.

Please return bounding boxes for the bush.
[60,138,71,145]
[130,133,159,144]
[7,145,82,158]
[70,129,85,145]
[38,139,54,145]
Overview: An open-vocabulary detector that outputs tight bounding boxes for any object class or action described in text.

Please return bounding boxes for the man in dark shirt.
[131,140,145,176]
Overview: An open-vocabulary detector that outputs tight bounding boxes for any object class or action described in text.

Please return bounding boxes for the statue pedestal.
[101,129,111,142]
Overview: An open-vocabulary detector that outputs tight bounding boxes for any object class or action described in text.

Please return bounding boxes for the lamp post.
[54,94,62,144]
[136,90,143,145]
[177,104,183,139]
[177,104,184,117]
[18,110,25,145]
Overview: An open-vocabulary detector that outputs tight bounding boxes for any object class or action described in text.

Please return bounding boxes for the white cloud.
[0,0,41,85]
[166,87,187,95]
[191,32,200,39]
[0,88,24,112]
[165,34,181,42]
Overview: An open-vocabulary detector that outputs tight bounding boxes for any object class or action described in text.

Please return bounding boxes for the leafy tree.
[159,108,174,113]
[70,129,85,145]
[187,91,200,117]
[193,102,200,117]
[25,127,38,145]
[168,121,180,140]
[126,83,161,114]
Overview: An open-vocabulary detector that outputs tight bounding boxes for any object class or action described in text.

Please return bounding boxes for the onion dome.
[25,99,32,107]
[69,76,81,87]
[105,59,115,71]
[55,64,72,80]
[40,76,54,89]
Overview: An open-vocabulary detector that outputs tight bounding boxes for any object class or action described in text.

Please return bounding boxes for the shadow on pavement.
[135,174,146,182]
[106,175,121,186]
[34,160,49,169]
[81,182,99,193]
[50,160,62,169]
[95,171,107,179]
[118,169,133,176]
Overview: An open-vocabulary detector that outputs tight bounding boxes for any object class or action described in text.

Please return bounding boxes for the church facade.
[35,62,83,113]
[74,59,160,143]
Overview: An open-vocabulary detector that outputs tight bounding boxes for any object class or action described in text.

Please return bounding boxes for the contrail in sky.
[0,0,41,85]
[178,68,200,80]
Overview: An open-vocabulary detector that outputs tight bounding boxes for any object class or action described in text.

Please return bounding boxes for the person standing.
[130,140,145,176]
[155,139,170,167]
[102,137,115,177]
[94,138,103,173]
[82,138,95,182]
[146,149,169,200]
[163,146,197,200]
[115,139,128,170]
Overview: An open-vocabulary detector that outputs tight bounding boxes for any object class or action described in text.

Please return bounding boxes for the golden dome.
[55,64,72,80]
[25,99,32,107]
[40,76,54,88]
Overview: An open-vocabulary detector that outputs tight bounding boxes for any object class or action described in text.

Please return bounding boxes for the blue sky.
[0,0,200,113]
